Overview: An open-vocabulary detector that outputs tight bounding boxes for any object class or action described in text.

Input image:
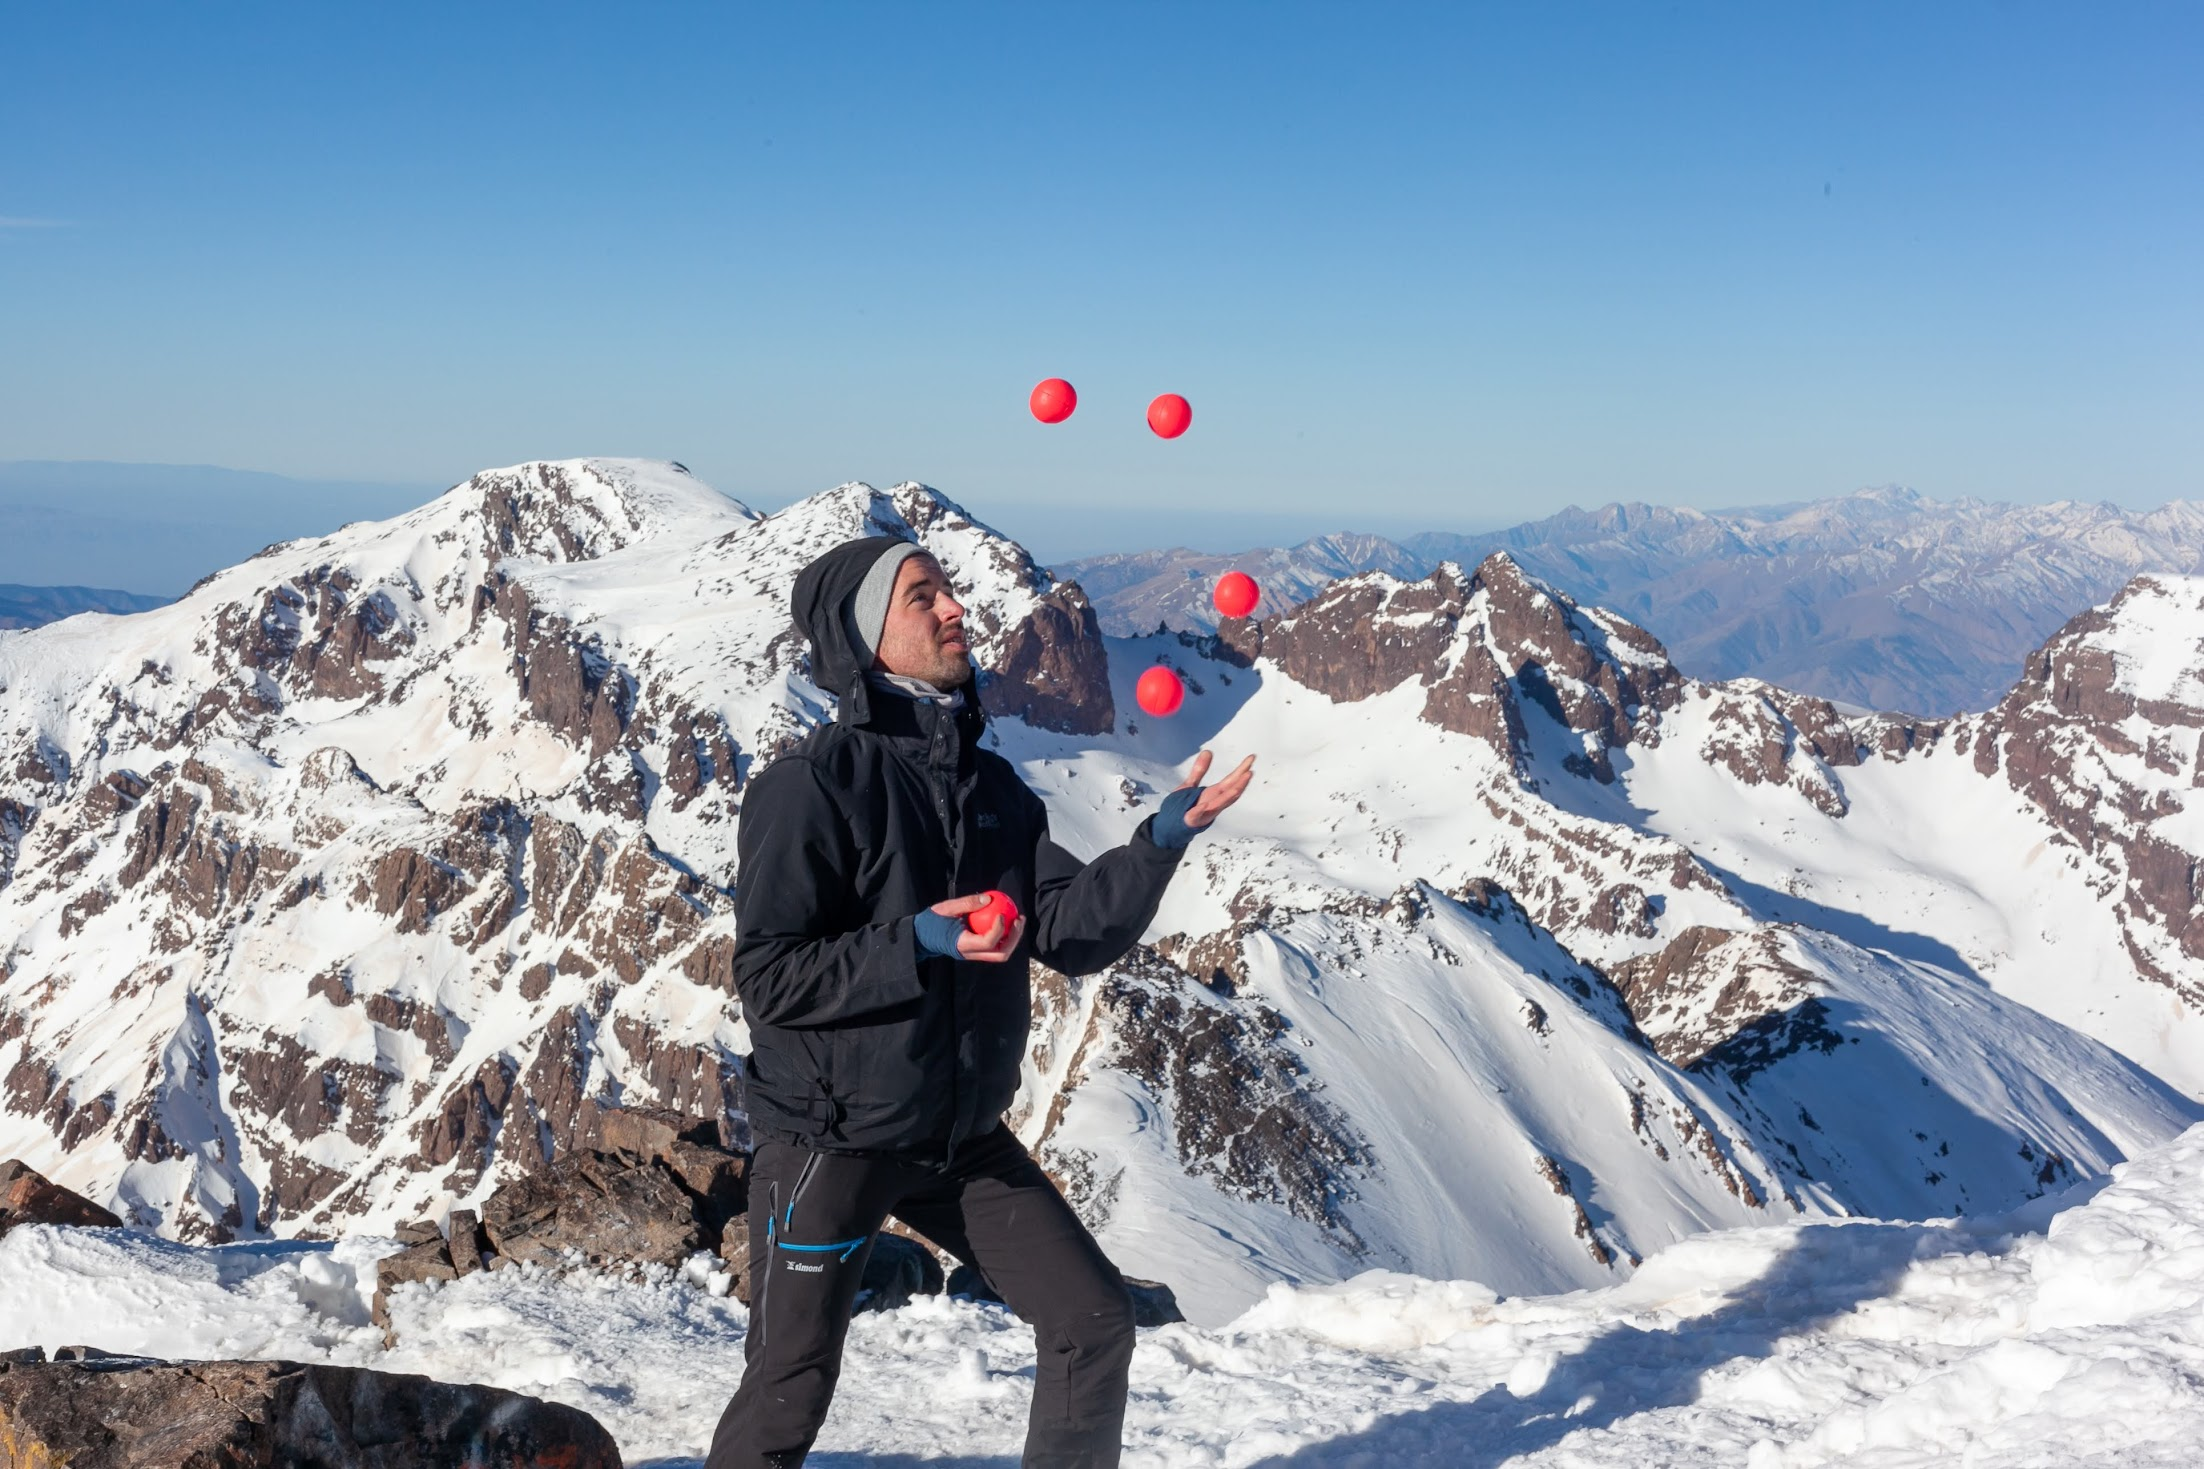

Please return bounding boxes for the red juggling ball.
[1213,571,1260,619]
[1135,666,1185,717]
[1030,379,1077,424]
[964,889,1021,936]
[1146,393,1192,439]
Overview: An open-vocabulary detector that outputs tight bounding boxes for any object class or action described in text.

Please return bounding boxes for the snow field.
[8,1122,2204,1467]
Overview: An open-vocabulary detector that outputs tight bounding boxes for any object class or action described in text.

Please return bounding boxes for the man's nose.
[940,593,965,624]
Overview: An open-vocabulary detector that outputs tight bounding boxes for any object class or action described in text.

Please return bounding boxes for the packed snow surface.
[9,1121,2204,1467]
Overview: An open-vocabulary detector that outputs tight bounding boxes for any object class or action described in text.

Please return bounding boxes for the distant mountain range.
[0,461,430,597]
[0,585,169,630]
[1060,487,2204,714]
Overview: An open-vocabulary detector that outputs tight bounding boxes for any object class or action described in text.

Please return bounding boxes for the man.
[706,536,1255,1469]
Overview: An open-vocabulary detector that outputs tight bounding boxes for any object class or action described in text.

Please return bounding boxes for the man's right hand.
[930,893,1027,964]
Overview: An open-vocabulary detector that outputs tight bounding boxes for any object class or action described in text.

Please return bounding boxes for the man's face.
[872,553,972,687]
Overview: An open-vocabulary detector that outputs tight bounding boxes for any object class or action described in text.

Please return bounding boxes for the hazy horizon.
[5,455,2194,598]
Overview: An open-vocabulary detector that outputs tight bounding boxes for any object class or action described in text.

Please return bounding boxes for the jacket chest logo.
[976,812,999,830]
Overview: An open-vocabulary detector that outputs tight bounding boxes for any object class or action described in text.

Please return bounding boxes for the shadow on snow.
[1248,1218,1957,1467]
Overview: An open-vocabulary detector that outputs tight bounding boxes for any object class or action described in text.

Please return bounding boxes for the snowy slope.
[8,1120,2204,1467]
[995,601,2194,1316]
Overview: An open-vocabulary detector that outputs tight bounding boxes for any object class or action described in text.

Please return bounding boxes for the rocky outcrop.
[1961,577,2204,988]
[981,583,1117,735]
[1606,926,1822,1070]
[376,1113,750,1330]
[373,1112,969,1325]
[1028,944,1371,1248]
[478,1150,714,1270]
[482,575,635,758]
[0,1159,122,1235]
[0,1349,620,1468]
[1237,553,1685,781]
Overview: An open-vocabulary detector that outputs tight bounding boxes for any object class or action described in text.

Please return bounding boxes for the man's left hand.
[1177,749,1257,829]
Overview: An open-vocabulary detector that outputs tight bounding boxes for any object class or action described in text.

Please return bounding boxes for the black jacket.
[733,537,1185,1155]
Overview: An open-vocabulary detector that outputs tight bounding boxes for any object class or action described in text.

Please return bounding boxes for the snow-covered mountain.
[2,459,2199,1324]
[1063,487,2204,715]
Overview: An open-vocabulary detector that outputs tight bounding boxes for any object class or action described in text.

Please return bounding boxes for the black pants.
[704,1124,1136,1469]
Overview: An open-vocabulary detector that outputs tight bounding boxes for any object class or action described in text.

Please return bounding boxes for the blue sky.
[2,2,2198,558]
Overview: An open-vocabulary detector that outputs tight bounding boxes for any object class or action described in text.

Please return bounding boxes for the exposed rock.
[0,1159,122,1235]
[663,707,743,812]
[477,1150,707,1270]
[1964,577,2204,992]
[477,459,642,566]
[1534,1154,1617,1268]
[1032,945,1370,1247]
[485,576,635,757]
[1245,553,1685,781]
[718,1222,757,1305]
[446,1208,486,1276]
[359,846,472,935]
[981,583,1117,736]
[0,1353,621,1468]
[1607,926,1822,1070]
[1697,686,1849,816]
[1695,997,1847,1085]
[579,1102,749,1237]
[369,1238,458,1330]
[584,1101,720,1159]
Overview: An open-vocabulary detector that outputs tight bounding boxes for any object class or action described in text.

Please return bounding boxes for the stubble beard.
[879,629,973,689]
[930,648,974,688]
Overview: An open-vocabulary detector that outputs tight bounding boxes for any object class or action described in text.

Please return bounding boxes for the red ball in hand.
[1135,666,1185,717]
[1213,571,1260,620]
[1030,378,1077,424]
[1146,393,1192,439]
[964,889,1020,936]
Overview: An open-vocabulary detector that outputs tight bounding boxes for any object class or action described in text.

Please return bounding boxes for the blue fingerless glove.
[1149,785,1203,851]
[914,908,965,960]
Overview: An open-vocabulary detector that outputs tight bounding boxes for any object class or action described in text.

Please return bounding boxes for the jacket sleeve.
[1026,799,1187,978]
[732,757,929,1027]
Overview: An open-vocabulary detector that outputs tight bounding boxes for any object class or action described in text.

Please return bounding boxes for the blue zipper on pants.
[777,1236,871,1262]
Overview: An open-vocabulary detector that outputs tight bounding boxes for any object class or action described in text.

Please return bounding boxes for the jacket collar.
[848,671,988,759]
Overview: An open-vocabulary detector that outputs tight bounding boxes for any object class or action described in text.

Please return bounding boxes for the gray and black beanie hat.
[846,541,928,663]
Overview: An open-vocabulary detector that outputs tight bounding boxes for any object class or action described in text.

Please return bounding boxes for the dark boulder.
[856,1233,946,1314]
[0,1349,621,1468]
[1124,1277,1186,1327]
